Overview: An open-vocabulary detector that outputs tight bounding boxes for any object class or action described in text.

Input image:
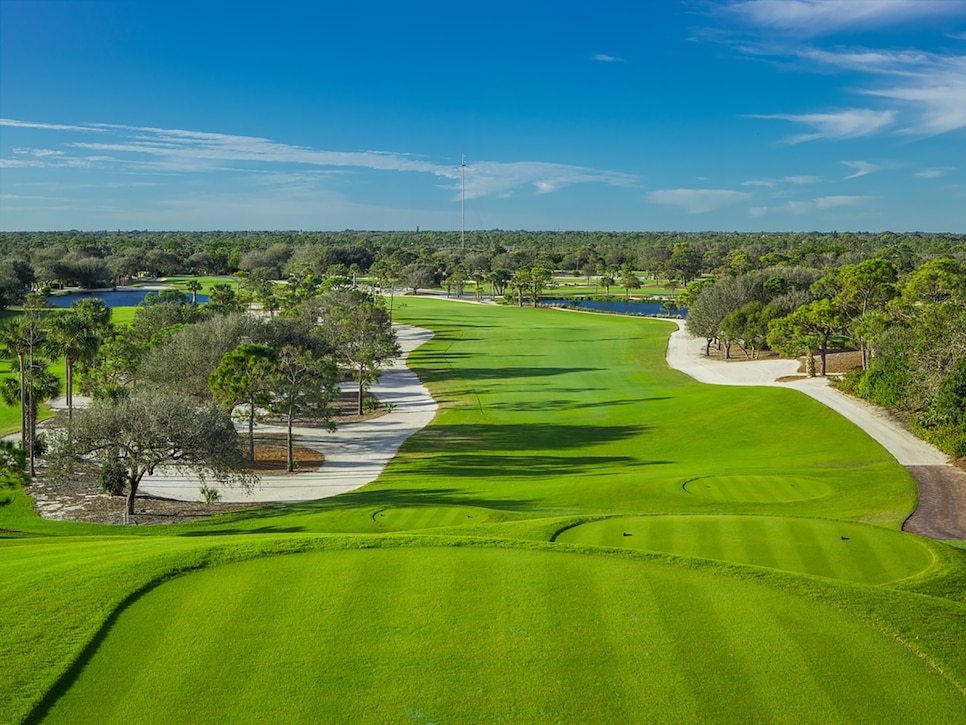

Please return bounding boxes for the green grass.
[2,296,965,724]
[163,274,239,296]
[29,547,966,725]
[556,515,935,584]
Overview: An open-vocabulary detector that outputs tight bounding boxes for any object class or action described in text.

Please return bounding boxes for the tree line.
[2,229,964,310]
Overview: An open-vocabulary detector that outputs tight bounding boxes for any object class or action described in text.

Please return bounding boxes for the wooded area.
[1,228,964,461]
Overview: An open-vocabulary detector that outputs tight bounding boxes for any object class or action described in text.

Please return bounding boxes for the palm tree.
[184,279,203,305]
[71,297,113,335]
[0,316,46,473]
[47,312,100,420]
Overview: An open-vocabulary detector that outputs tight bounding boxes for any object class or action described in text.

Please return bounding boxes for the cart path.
[665,320,966,540]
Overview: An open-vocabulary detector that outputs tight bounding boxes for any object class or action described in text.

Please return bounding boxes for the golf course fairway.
[3,297,965,724]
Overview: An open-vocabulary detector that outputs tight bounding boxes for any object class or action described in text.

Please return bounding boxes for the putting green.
[34,548,965,724]
[372,506,490,530]
[682,474,834,502]
[556,515,935,584]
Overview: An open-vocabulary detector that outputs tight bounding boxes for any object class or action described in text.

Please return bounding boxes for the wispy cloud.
[751,194,876,216]
[722,0,964,37]
[717,1,966,138]
[645,188,750,213]
[1,120,636,200]
[742,175,821,188]
[800,48,966,135]
[0,118,106,132]
[593,54,623,63]
[748,109,895,142]
[915,166,956,178]
[842,160,879,179]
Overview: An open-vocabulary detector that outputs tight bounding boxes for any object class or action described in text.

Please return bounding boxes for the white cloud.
[2,119,637,201]
[860,60,966,135]
[752,195,875,216]
[749,109,895,142]
[593,54,623,63]
[0,118,105,132]
[799,48,966,136]
[645,188,750,213]
[814,195,872,209]
[915,167,955,178]
[842,160,879,179]
[723,0,964,36]
[742,175,821,188]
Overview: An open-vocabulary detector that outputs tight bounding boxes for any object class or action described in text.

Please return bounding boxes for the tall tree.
[769,299,846,376]
[267,346,339,472]
[0,315,48,474]
[316,290,399,415]
[184,279,203,304]
[49,388,253,515]
[210,344,279,462]
[46,312,100,420]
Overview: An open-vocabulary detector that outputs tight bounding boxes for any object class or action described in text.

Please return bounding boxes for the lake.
[47,289,209,308]
[540,298,687,318]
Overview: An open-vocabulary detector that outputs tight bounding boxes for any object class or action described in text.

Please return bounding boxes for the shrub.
[911,419,966,458]
[858,355,910,408]
[833,368,864,395]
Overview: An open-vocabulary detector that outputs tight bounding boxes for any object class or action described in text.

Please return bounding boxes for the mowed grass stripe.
[34,548,966,725]
[558,516,934,583]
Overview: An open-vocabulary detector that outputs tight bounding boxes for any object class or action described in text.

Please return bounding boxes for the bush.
[833,368,865,396]
[911,419,966,458]
[99,459,127,496]
[858,355,910,408]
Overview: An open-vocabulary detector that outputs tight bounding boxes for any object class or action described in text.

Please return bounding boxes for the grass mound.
[557,515,936,584]
[372,505,490,530]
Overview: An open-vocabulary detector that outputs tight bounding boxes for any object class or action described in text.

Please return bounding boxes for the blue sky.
[1,0,965,232]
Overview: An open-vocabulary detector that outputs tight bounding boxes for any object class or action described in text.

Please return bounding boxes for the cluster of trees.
[3,227,964,464]
[3,230,964,311]
[686,255,966,456]
[4,286,398,514]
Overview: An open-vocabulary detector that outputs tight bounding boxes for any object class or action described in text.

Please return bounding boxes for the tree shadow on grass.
[410,453,670,479]
[485,396,671,413]
[404,422,649,453]
[416,365,604,384]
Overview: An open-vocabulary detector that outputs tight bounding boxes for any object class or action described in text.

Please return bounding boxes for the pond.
[47,289,209,308]
[540,298,687,318]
